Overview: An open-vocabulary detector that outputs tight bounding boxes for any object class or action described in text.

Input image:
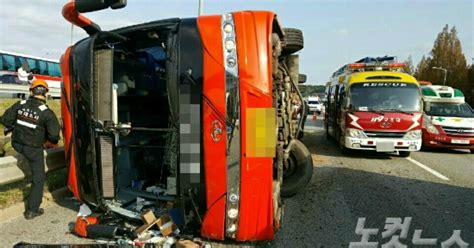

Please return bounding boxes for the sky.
[0,0,472,85]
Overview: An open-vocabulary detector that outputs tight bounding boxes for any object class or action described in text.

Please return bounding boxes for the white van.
[307,96,323,114]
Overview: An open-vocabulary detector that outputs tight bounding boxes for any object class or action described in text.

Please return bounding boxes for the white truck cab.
[307,96,323,114]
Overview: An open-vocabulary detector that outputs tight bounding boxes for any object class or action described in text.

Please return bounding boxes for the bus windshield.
[349,82,421,112]
[426,102,474,117]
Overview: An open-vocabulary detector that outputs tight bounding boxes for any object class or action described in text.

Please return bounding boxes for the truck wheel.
[298,74,307,84]
[281,140,313,197]
[282,28,304,55]
[399,151,411,157]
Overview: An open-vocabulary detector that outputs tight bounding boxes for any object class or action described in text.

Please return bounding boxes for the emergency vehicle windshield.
[426,102,474,117]
[349,82,421,112]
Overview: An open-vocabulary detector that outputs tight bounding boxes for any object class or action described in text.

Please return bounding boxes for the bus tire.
[282,28,304,55]
[282,140,313,197]
[399,151,411,157]
[469,149,474,154]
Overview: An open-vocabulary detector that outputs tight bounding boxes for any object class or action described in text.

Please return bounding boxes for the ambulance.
[325,56,423,157]
[421,85,474,153]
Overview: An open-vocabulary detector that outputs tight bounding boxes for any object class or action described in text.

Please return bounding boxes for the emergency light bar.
[347,62,406,70]
[421,85,465,103]
[331,56,405,77]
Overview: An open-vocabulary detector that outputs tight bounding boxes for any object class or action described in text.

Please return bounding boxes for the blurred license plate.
[451,139,469,144]
[376,141,394,152]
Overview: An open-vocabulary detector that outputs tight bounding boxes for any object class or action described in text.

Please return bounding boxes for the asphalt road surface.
[0,115,473,247]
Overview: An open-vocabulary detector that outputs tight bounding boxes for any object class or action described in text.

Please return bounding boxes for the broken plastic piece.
[146,185,166,195]
[77,204,92,217]
[166,177,177,195]
[147,235,166,244]
[107,202,141,220]
[163,237,176,248]
[74,216,99,237]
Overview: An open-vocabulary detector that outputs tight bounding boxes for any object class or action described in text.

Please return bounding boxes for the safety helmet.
[30,79,49,91]
[30,79,49,96]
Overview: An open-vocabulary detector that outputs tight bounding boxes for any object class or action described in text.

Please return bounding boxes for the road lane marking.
[405,157,450,181]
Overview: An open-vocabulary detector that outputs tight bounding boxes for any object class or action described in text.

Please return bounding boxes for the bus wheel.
[281,28,304,55]
[399,151,411,157]
[281,140,313,197]
[469,149,474,154]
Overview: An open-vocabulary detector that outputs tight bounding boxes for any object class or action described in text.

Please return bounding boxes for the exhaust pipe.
[62,0,127,36]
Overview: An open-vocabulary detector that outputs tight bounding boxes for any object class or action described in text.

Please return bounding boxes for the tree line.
[300,25,472,106]
[409,25,473,106]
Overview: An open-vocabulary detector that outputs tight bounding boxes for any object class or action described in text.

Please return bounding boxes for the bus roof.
[0,50,59,63]
[346,71,418,85]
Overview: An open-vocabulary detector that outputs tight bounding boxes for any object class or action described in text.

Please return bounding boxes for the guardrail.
[0,147,65,186]
[0,84,61,98]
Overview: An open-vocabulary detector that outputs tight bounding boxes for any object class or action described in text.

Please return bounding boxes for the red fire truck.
[60,0,312,242]
[325,57,423,157]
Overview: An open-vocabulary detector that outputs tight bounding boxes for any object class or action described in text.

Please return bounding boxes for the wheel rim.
[283,153,297,179]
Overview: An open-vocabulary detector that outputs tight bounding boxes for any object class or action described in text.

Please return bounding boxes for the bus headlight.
[346,128,366,139]
[404,130,422,139]
[426,124,439,135]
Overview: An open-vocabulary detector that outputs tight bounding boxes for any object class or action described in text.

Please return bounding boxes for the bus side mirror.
[110,0,127,9]
[424,102,431,112]
[75,0,127,13]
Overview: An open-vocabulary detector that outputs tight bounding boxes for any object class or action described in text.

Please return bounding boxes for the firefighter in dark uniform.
[0,79,60,220]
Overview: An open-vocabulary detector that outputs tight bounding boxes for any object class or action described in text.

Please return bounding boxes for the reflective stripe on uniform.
[17,119,37,129]
[20,100,27,105]
[38,105,48,111]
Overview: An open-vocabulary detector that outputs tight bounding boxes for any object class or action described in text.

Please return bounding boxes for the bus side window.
[0,54,4,70]
[16,57,26,71]
[339,86,348,109]
[325,86,330,109]
[333,85,339,106]
[47,62,61,77]
[39,60,48,75]
[26,58,39,74]
[2,55,16,71]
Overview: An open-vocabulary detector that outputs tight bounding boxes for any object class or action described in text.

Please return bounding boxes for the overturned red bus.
[60,0,313,241]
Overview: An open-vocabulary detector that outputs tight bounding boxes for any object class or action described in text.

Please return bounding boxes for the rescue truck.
[421,85,474,152]
[325,56,423,157]
[60,0,313,241]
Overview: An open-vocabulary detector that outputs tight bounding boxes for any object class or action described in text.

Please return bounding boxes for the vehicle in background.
[421,85,474,153]
[0,50,61,98]
[61,0,312,242]
[325,56,423,157]
[307,96,323,114]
